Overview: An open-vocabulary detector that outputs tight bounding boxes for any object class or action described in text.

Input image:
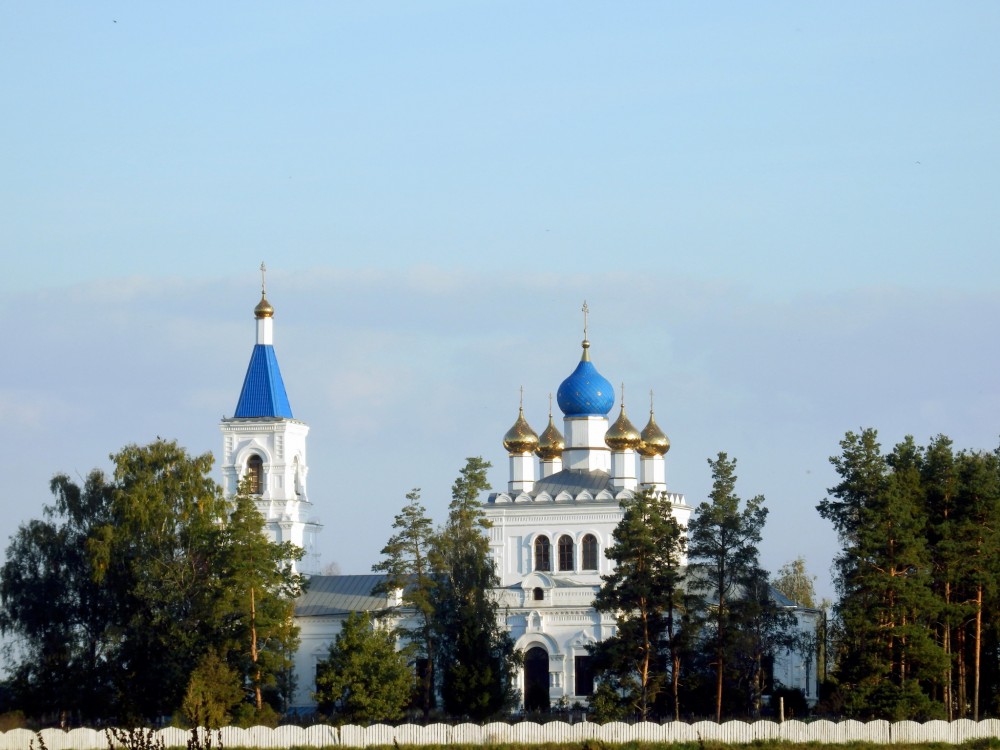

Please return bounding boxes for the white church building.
[220,281,819,714]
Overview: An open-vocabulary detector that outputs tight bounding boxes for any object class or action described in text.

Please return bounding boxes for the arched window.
[246,454,263,495]
[533,587,544,601]
[558,535,574,571]
[582,534,598,570]
[293,457,303,496]
[534,536,551,572]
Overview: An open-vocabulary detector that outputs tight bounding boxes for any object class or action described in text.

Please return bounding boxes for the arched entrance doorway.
[524,646,550,712]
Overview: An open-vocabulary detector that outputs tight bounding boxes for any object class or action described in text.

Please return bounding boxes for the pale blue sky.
[2,3,999,601]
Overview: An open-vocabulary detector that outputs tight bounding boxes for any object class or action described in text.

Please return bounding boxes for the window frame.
[534,535,551,572]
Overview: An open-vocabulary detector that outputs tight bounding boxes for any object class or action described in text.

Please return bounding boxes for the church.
[220,278,819,713]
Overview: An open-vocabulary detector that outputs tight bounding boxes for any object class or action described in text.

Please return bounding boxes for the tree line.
[0,440,303,727]
[585,452,803,722]
[339,452,806,725]
[18,429,997,726]
[0,445,809,726]
[818,429,1000,720]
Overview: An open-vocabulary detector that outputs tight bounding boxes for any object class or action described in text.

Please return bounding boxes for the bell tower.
[220,264,321,574]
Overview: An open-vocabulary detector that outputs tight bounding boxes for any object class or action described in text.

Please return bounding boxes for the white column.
[508,453,536,493]
[539,456,563,478]
[640,454,666,491]
[610,449,637,490]
[562,417,610,472]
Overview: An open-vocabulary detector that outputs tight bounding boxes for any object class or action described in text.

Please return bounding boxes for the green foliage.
[430,457,519,719]
[687,452,788,720]
[0,470,117,720]
[371,489,437,718]
[314,611,412,724]
[818,430,951,719]
[231,700,279,728]
[772,557,816,608]
[181,651,243,728]
[0,710,27,731]
[215,488,303,714]
[589,488,686,721]
[371,460,519,722]
[89,440,232,719]
[816,430,1000,719]
[0,439,303,723]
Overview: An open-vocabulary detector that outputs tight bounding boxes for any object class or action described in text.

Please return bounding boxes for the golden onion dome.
[638,412,671,457]
[605,403,642,451]
[254,293,274,319]
[503,406,539,455]
[536,412,565,460]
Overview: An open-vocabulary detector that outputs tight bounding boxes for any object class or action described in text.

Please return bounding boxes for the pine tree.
[920,434,960,717]
[372,489,437,718]
[313,611,412,724]
[687,452,772,721]
[952,449,1000,719]
[181,650,243,728]
[430,457,518,719]
[590,488,686,720]
[216,489,304,715]
[818,430,946,719]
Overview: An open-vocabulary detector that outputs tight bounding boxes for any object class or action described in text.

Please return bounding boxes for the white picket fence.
[2,719,1000,749]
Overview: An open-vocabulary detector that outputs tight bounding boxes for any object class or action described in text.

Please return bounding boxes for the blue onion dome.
[503,406,539,455]
[536,411,565,460]
[556,340,614,417]
[638,399,671,457]
[605,402,642,451]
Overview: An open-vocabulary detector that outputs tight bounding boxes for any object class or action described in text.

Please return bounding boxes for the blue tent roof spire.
[234,268,294,418]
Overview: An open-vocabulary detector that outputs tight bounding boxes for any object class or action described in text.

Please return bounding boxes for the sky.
[2,3,999,604]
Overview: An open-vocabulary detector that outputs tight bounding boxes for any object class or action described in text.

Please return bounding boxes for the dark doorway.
[524,647,550,712]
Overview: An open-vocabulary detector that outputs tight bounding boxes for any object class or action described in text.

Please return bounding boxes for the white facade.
[220,417,321,574]
[485,487,691,706]
[485,331,694,708]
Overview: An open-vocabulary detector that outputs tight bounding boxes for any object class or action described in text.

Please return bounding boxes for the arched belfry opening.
[246,454,264,495]
[523,646,550,712]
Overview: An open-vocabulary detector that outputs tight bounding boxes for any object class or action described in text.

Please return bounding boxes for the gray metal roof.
[295,574,389,617]
[534,469,614,495]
